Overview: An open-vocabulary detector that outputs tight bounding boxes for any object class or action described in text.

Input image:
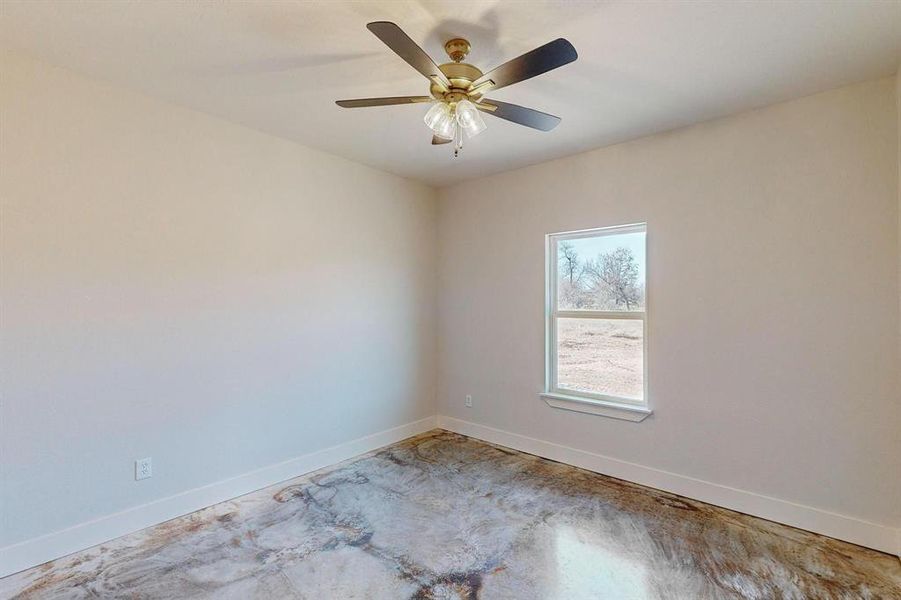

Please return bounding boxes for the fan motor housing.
[430,62,484,102]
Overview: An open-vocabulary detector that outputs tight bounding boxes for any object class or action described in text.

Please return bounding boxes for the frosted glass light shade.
[455,99,486,138]
[424,102,456,140]
[433,115,457,140]
[424,102,449,130]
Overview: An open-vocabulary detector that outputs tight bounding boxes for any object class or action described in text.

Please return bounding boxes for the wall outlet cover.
[135,457,152,481]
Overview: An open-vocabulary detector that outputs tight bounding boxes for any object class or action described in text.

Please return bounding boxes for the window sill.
[540,392,652,422]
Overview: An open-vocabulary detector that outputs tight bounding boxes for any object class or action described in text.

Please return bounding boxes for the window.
[544,224,649,420]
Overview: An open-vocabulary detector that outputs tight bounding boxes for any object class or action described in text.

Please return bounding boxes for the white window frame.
[542,223,652,422]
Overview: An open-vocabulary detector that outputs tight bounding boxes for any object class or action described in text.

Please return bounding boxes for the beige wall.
[0,51,437,548]
[437,78,899,530]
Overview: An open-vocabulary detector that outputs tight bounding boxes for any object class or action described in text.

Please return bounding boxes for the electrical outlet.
[135,457,152,481]
[465,394,473,408]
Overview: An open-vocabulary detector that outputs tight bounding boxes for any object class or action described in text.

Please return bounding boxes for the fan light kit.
[337,23,578,157]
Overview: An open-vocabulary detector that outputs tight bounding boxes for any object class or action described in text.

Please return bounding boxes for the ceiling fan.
[336,22,578,156]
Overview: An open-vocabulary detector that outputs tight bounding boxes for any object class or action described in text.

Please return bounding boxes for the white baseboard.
[437,415,900,557]
[0,416,438,578]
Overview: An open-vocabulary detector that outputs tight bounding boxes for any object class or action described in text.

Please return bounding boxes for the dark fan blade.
[336,96,432,108]
[367,22,451,87]
[431,135,452,145]
[478,99,561,131]
[472,38,577,92]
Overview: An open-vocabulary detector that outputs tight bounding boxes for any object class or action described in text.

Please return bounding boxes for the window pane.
[557,231,645,311]
[556,318,643,400]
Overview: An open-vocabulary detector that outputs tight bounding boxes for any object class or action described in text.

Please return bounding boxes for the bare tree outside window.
[584,247,643,310]
[559,242,580,283]
[558,241,591,309]
[558,244,644,311]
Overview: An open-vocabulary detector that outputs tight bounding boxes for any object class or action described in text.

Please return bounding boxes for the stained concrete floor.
[2,430,899,599]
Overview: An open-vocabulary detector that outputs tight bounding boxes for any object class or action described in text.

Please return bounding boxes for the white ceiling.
[1,1,899,187]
